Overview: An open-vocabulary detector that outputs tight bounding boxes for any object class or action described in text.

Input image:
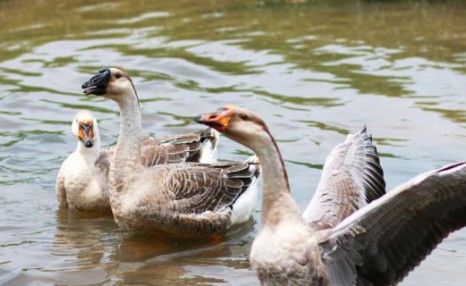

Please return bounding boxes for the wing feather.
[320,162,466,286]
[160,161,260,214]
[55,166,68,208]
[108,127,218,166]
[147,127,217,163]
[303,127,386,230]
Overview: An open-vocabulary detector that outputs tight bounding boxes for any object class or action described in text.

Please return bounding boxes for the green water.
[1,0,465,285]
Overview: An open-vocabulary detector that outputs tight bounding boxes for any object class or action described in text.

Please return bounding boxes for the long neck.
[111,93,143,188]
[247,131,303,228]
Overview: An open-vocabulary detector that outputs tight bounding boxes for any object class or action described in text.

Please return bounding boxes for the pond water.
[1,0,466,285]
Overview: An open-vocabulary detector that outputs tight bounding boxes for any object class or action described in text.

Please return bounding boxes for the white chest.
[250,226,327,285]
[63,154,109,210]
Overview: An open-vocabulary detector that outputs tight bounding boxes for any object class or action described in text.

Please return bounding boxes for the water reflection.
[0,0,466,285]
[51,209,255,284]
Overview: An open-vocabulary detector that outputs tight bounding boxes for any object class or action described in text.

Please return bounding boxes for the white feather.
[230,159,260,225]
[199,130,219,164]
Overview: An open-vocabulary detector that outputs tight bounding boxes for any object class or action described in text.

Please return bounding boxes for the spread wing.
[303,127,385,230]
[320,162,466,286]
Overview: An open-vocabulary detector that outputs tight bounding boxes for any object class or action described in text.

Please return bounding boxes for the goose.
[80,68,260,237]
[56,110,219,211]
[195,105,466,286]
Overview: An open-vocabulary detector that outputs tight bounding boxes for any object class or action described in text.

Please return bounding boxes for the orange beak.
[194,106,233,132]
[78,123,95,148]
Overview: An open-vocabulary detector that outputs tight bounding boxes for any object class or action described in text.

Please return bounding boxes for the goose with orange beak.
[56,109,220,212]
[196,105,466,286]
[56,110,110,211]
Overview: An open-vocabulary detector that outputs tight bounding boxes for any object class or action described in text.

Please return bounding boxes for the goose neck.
[111,95,143,182]
[250,132,303,227]
[76,132,101,164]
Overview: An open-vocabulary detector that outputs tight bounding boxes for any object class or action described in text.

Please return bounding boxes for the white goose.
[56,110,110,211]
[80,68,260,237]
[56,111,219,211]
[196,105,466,286]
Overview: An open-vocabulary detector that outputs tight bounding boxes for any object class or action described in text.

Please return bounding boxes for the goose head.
[71,110,97,148]
[195,105,271,151]
[82,67,138,103]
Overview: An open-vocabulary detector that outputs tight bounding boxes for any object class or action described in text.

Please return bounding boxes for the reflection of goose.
[56,111,219,211]
[196,105,466,286]
[52,208,116,284]
[81,68,260,237]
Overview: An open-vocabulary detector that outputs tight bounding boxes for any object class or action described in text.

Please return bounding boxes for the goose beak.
[194,107,232,132]
[84,139,94,148]
[79,123,94,148]
[82,68,111,95]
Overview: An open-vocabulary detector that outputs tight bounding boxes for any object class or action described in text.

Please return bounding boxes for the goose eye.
[115,73,121,79]
[239,114,250,121]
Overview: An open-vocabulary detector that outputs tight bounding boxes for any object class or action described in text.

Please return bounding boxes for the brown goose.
[56,110,219,211]
[80,68,260,237]
[196,105,466,286]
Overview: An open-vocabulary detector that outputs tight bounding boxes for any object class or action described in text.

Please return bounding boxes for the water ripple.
[1,1,466,285]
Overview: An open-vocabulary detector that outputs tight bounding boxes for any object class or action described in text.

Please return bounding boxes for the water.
[1,0,466,285]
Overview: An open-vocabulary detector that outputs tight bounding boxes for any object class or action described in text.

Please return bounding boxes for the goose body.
[81,68,260,237]
[196,105,466,286]
[56,111,111,211]
[56,111,218,211]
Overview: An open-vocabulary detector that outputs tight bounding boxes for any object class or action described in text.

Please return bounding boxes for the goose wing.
[145,127,218,164]
[139,142,192,166]
[107,128,218,166]
[320,162,466,286]
[55,166,67,208]
[159,160,260,214]
[95,150,111,172]
[303,127,385,230]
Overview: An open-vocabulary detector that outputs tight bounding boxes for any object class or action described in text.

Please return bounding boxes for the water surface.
[1,0,466,285]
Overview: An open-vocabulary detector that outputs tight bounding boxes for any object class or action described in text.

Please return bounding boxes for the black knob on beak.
[85,141,94,148]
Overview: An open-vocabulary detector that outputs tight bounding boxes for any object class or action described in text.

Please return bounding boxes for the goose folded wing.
[159,161,259,214]
[320,162,466,286]
[140,143,191,166]
[303,127,385,230]
[55,166,68,208]
[147,127,216,163]
[95,150,111,172]
[105,128,214,167]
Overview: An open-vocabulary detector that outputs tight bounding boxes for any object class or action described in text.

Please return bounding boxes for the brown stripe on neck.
[124,74,140,105]
[259,121,291,192]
